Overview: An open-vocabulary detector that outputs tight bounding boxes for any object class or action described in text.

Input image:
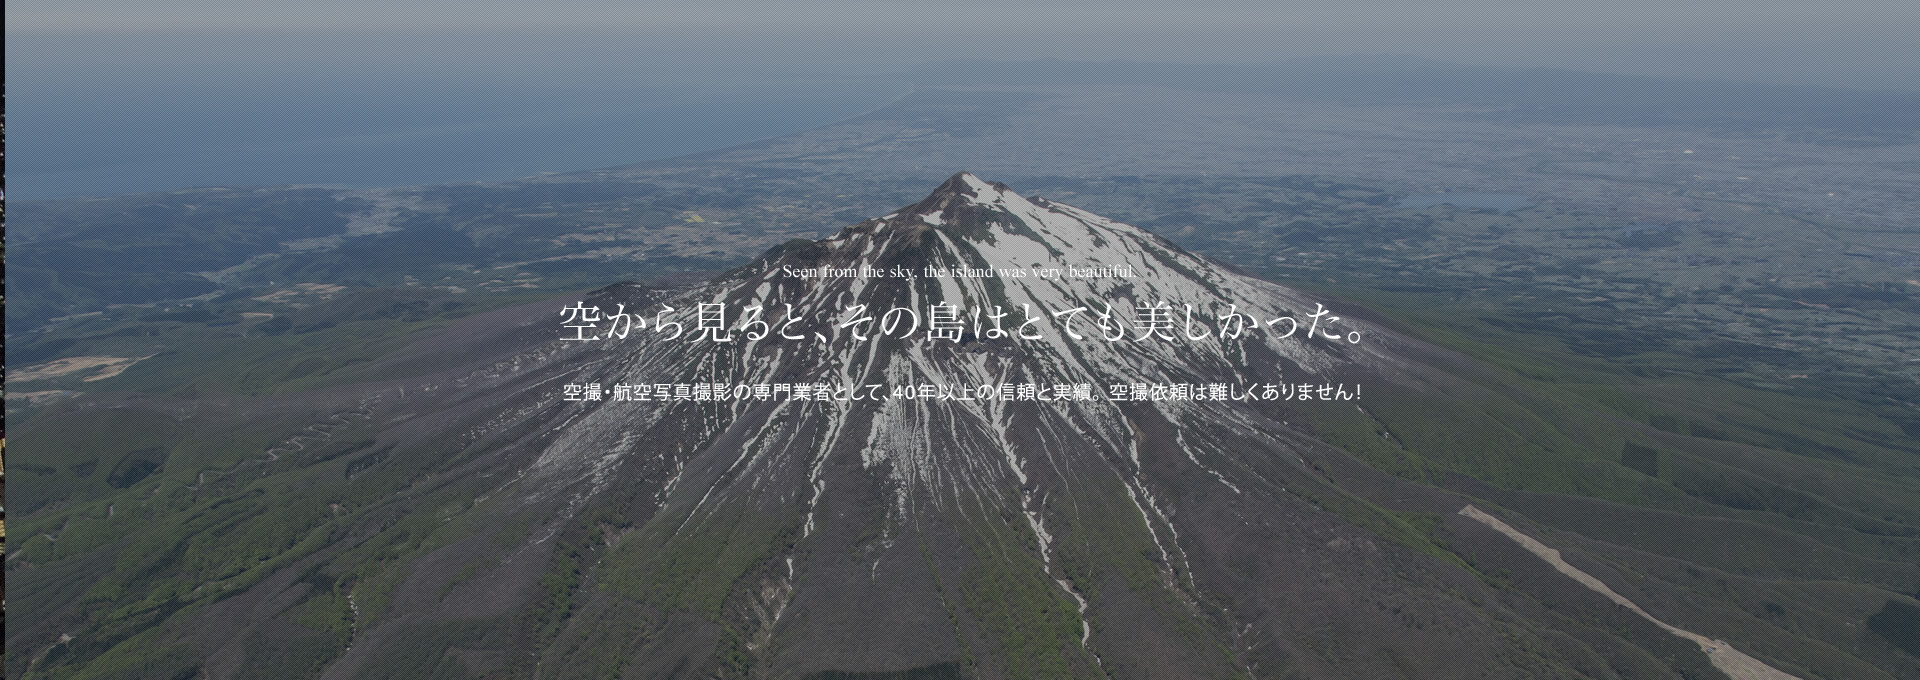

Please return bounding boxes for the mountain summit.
[433,174,1546,677]
[12,175,1830,680]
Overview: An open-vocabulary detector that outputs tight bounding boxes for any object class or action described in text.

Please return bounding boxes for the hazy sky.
[11,0,1919,88]
[9,0,1917,197]
[11,0,1916,33]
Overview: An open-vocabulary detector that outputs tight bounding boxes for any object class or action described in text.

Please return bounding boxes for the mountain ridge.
[357,173,1661,677]
[13,174,1899,679]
